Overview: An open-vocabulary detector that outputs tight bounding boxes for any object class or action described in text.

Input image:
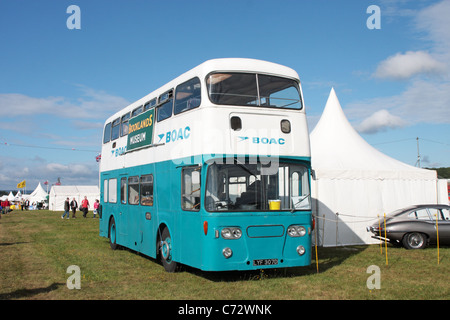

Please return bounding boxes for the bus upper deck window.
[174,77,201,114]
[157,90,173,122]
[207,73,257,106]
[207,72,302,110]
[144,98,157,111]
[103,122,112,144]
[132,106,143,118]
[258,75,302,109]
[111,118,120,141]
[121,113,130,137]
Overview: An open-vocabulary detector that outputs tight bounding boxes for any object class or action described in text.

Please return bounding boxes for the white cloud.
[373,51,446,80]
[0,87,129,120]
[353,0,450,129]
[356,109,408,134]
[347,78,450,126]
[415,0,450,56]
[0,154,99,189]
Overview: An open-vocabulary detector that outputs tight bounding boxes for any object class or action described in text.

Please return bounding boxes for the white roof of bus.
[197,58,299,79]
[105,58,300,123]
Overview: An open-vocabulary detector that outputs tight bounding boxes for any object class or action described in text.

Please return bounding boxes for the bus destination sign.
[127,109,155,152]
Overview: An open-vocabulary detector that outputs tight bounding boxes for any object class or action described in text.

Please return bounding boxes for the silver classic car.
[367,204,450,249]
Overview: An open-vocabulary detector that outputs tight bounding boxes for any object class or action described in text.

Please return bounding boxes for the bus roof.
[105,58,300,124]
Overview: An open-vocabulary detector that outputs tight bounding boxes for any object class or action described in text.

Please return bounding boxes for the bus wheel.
[159,228,178,272]
[109,217,119,250]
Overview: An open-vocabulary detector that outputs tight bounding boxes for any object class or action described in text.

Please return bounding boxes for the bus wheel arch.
[157,225,179,272]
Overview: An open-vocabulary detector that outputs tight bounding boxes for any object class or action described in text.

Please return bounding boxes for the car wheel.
[402,232,427,249]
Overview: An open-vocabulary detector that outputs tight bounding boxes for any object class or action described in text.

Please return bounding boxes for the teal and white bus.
[99,58,313,272]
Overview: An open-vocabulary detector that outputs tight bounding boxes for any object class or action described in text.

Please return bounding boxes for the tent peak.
[311,88,436,179]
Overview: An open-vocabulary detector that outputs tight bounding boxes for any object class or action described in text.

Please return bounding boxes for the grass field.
[0,210,449,300]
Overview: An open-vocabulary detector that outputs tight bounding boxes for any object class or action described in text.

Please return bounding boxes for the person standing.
[61,197,70,219]
[93,199,99,218]
[70,197,78,218]
[81,196,90,218]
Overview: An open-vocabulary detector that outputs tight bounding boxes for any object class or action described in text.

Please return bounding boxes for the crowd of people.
[61,196,100,220]
[0,199,46,213]
[0,196,100,221]
[0,199,12,216]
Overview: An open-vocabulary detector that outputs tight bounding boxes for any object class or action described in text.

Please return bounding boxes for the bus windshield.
[205,161,310,212]
[207,73,302,109]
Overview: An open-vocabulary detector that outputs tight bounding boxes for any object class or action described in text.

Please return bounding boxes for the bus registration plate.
[253,259,278,266]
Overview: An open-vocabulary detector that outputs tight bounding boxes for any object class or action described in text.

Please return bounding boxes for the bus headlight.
[287,225,306,237]
[296,245,306,256]
[221,227,242,239]
[222,247,233,258]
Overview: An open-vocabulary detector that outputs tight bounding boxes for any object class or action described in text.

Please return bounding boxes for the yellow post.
[384,213,388,266]
[378,214,382,254]
[314,217,319,273]
[435,214,440,265]
[315,241,319,273]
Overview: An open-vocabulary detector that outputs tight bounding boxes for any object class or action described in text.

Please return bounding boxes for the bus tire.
[109,216,119,250]
[159,227,179,272]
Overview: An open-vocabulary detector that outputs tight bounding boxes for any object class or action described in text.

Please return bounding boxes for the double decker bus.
[99,58,312,272]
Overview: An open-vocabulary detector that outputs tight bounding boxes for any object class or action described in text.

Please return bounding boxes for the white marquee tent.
[49,185,99,211]
[311,88,447,246]
[28,183,48,204]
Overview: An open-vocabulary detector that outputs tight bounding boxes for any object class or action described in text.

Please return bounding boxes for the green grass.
[0,210,449,300]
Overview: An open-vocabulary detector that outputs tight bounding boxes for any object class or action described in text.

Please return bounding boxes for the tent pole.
[416,137,421,168]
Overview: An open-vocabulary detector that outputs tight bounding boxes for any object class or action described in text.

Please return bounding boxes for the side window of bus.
[140,174,153,206]
[103,122,112,144]
[144,98,157,112]
[182,166,201,211]
[109,179,117,203]
[157,90,173,122]
[111,118,120,141]
[120,177,127,204]
[103,179,108,203]
[128,176,139,205]
[121,113,130,137]
[132,105,143,118]
[174,77,201,115]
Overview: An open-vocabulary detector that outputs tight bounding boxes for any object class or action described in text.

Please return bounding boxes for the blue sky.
[0,0,449,191]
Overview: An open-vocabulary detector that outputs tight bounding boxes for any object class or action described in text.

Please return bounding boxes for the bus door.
[139,174,155,256]
[117,175,129,239]
[125,175,140,250]
[124,174,154,253]
[179,166,202,266]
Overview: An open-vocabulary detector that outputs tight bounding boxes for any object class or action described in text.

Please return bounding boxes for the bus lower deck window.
[182,166,201,211]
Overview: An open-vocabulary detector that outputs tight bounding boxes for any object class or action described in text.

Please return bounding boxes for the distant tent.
[14,190,22,201]
[310,88,443,246]
[28,183,48,204]
[7,192,15,201]
[49,185,99,211]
